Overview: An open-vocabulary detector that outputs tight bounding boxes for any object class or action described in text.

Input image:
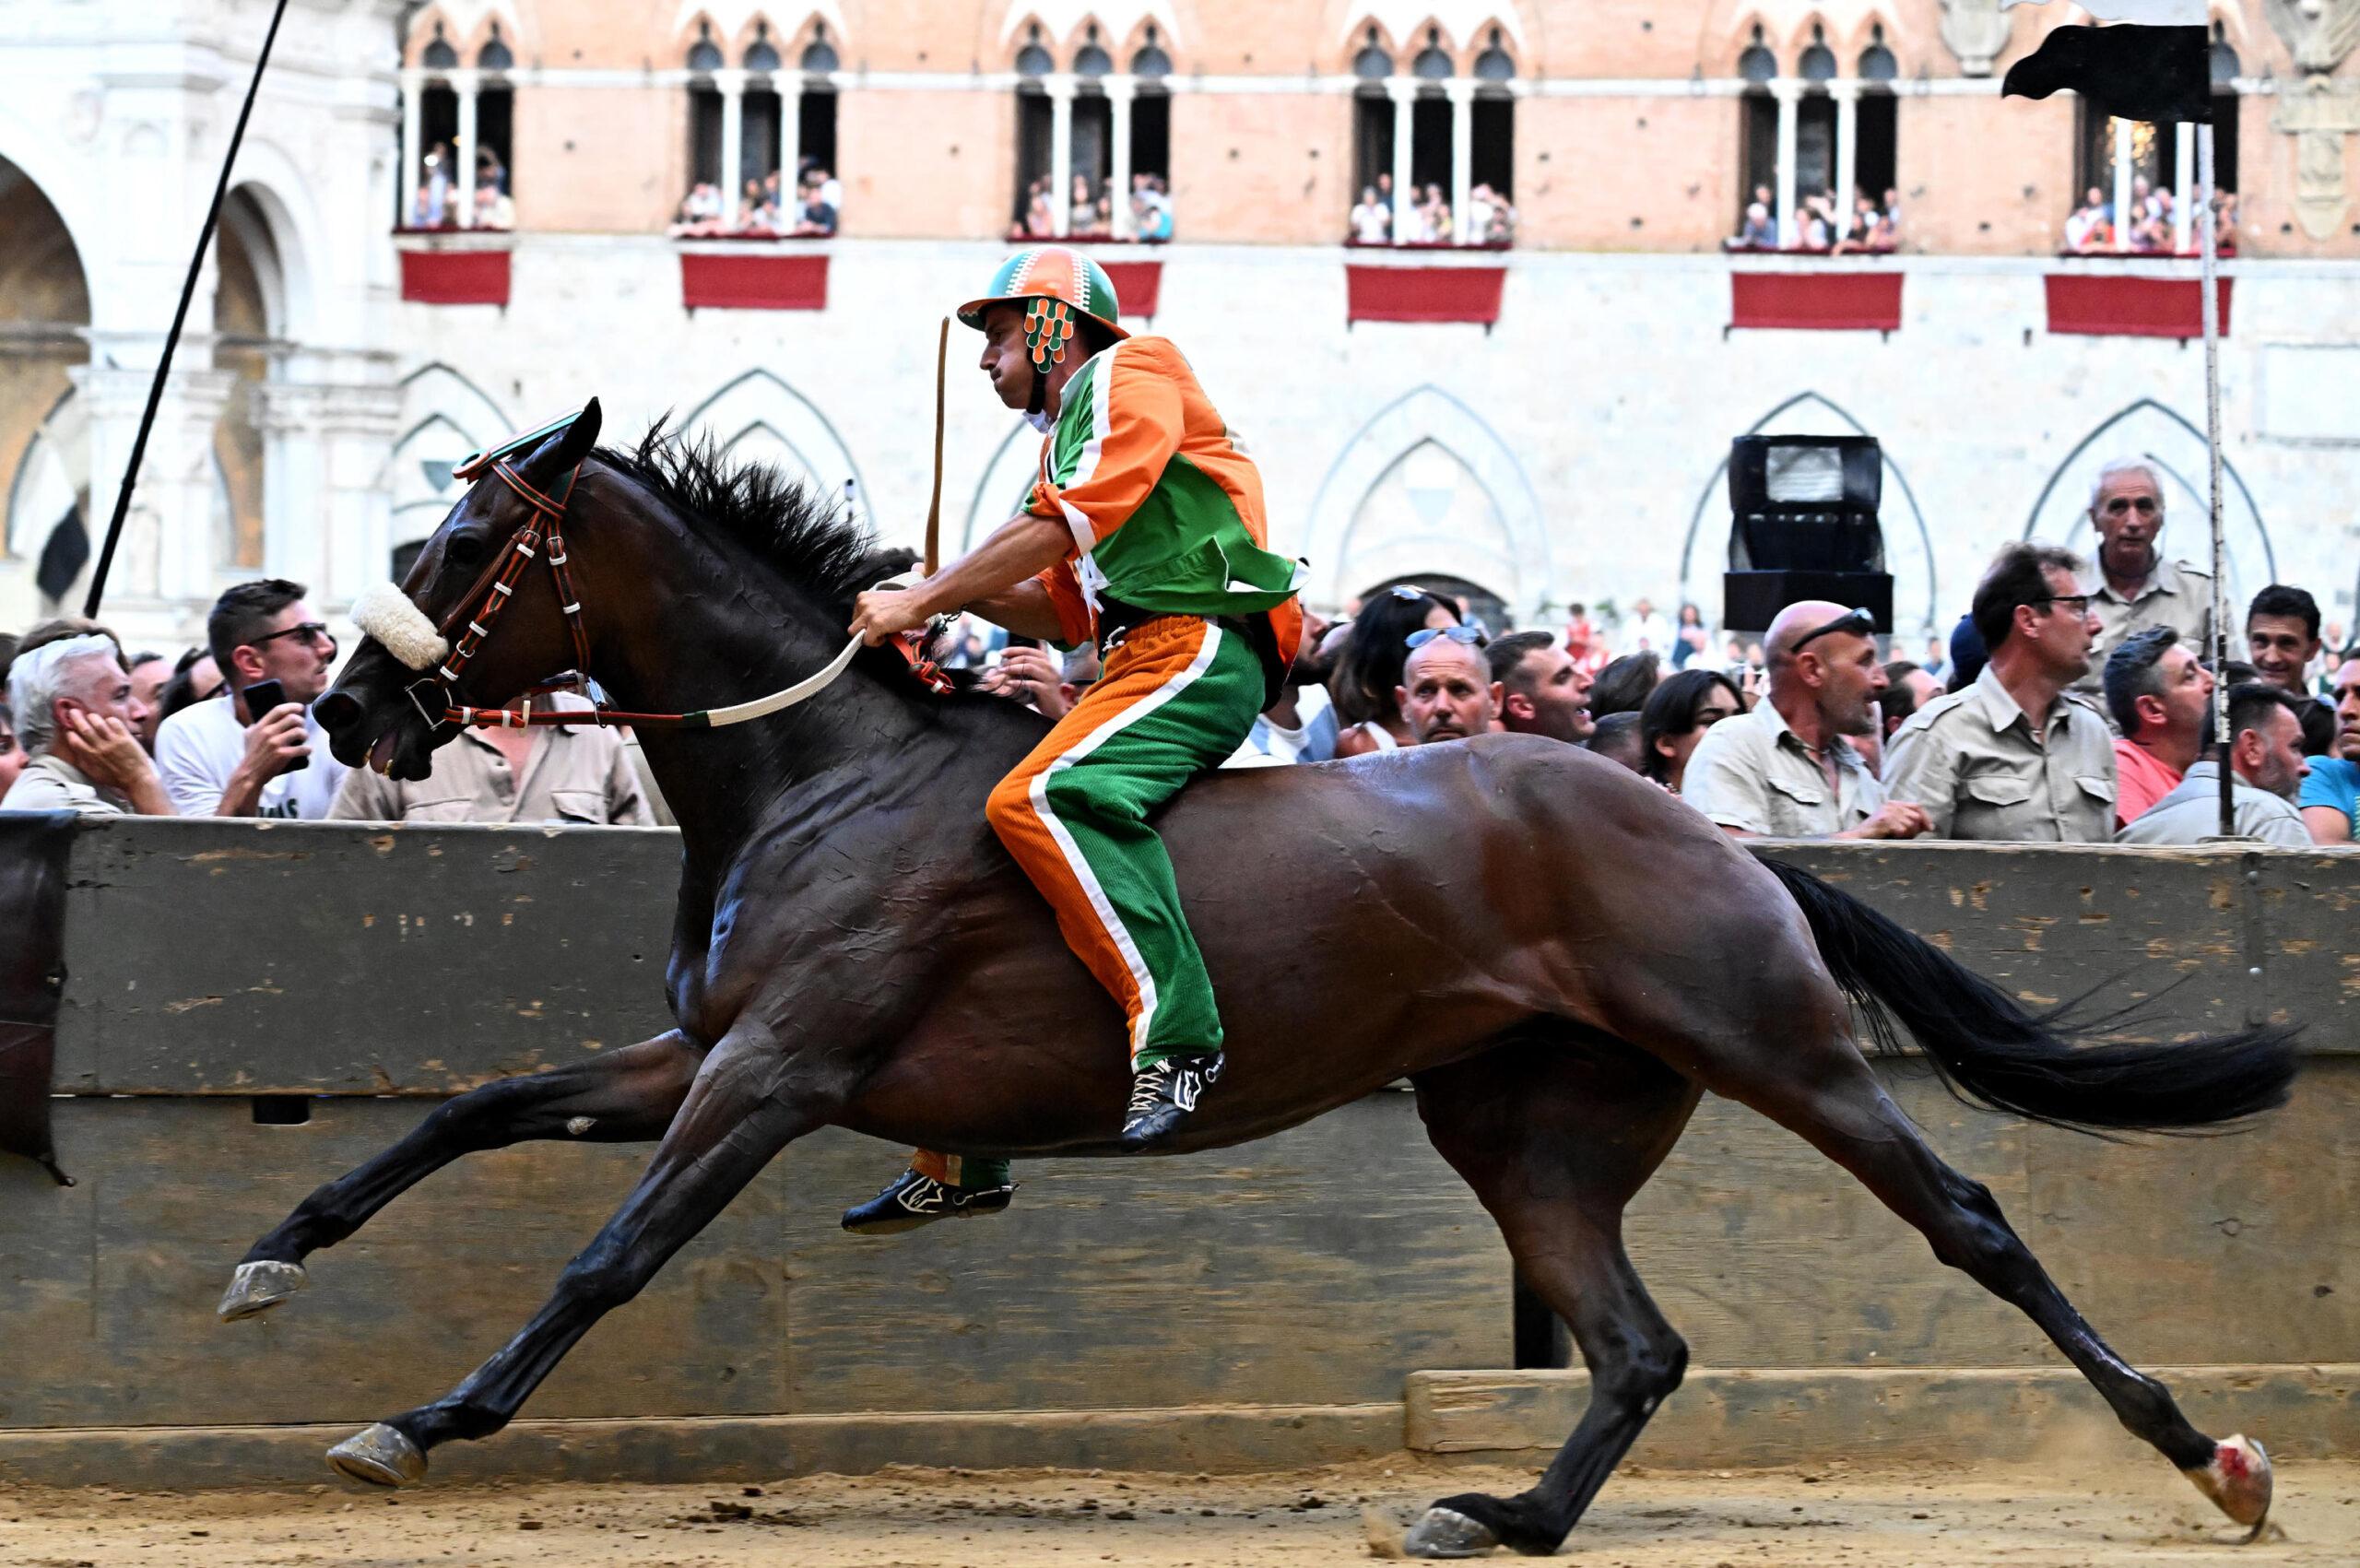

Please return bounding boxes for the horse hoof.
[1403,1505,1500,1558]
[326,1423,427,1488]
[2181,1433,2272,1535]
[218,1260,308,1322]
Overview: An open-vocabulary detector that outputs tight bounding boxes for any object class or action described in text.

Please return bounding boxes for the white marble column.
[398,69,422,226]
[1107,76,1136,239]
[716,69,746,228]
[2173,121,2195,252]
[1773,80,1800,247]
[1446,79,1473,244]
[73,357,236,614]
[252,381,323,587]
[453,69,478,229]
[2112,116,2133,253]
[1388,77,1416,241]
[1048,75,1075,237]
[780,79,803,209]
[1830,79,1860,238]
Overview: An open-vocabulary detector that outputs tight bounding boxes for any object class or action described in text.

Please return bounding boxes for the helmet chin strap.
[1025,362,1047,418]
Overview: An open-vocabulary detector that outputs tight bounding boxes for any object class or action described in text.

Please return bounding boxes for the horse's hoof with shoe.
[217,1259,308,1322]
[1402,1503,1504,1558]
[326,1422,427,1488]
[2182,1434,2272,1537]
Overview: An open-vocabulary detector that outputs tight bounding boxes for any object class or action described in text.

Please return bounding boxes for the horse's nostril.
[313,690,362,734]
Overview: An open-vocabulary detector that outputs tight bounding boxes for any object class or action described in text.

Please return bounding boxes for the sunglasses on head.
[1791,607,1877,653]
[1386,584,1433,602]
[1406,625,1487,651]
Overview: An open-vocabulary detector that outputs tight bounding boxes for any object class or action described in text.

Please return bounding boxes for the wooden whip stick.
[924,314,949,578]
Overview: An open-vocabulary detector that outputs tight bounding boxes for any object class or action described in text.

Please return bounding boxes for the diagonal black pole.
[84,0,291,619]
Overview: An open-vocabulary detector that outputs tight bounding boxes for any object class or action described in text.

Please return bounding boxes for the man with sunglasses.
[1682,601,1930,841]
[1885,544,2117,842]
[1398,625,1502,745]
[156,578,349,819]
[2076,458,2212,702]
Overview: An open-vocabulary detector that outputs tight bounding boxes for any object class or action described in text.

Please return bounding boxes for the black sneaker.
[840,1168,1017,1235]
[1119,1053,1224,1149]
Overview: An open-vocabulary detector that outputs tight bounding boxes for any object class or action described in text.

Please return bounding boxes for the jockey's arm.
[850,512,1071,646]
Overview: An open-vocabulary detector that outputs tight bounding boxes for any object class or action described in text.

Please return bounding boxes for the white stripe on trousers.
[1026,619,1224,1065]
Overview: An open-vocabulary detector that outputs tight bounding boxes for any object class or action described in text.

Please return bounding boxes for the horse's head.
[319,398,605,780]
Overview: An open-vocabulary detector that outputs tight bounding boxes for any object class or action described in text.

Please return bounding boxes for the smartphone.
[241,678,308,771]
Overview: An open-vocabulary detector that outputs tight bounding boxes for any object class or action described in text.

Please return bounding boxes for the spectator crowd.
[1013,172,1174,242]
[2062,179,2237,254]
[409,143,513,230]
[8,456,2356,860]
[1347,173,1516,246]
[1726,183,1899,252]
[671,159,842,237]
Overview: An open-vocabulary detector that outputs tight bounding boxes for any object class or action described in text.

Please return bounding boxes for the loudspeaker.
[1723,434,1892,635]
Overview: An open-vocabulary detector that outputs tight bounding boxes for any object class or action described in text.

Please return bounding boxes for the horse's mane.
[593,420,985,701]
[595,420,891,616]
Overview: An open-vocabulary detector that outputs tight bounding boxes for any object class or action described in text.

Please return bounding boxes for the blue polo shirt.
[2297,756,2360,833]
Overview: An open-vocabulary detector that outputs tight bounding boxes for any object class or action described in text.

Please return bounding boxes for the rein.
[361,455,948,736]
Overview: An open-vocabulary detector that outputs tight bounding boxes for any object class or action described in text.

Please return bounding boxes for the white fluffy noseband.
[352,582,451,672]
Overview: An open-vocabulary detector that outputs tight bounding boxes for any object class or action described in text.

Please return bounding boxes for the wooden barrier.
[0,820,2349,1484]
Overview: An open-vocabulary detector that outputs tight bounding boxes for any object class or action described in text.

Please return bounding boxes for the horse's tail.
[1763,857,2298,1135]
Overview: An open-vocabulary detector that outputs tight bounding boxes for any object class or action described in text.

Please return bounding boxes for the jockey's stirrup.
[840,1168,1017,1236]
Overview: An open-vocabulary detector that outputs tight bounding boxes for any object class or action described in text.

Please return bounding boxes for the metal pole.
[84,0,292,618]
[2199,121,2230,838]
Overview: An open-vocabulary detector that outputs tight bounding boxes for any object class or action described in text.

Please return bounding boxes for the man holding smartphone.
[155,578,349,819]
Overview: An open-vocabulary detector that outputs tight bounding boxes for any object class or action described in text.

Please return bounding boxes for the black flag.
[36,509,89,603]
[2002,25,2211,124]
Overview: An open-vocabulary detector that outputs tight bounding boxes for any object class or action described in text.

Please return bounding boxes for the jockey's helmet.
[957,247,1127,414]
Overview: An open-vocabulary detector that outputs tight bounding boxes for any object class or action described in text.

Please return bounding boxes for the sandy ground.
[2,1456,2352,1567]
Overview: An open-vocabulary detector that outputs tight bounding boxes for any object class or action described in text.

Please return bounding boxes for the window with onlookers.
[1343,22,1516,248]
[1731,21,1900,253]
[2067,24,2238,254]
[400,18,514,230]
[677,18,841,237]
[1010,20,1171,242]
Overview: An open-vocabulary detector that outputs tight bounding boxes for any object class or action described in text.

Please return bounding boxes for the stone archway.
[384,363,514,567]
[1304,384,1550,621]
[0,152,94,627]
[679,369,871,525]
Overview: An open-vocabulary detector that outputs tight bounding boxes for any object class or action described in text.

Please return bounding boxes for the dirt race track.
[4,1456,2354,1567]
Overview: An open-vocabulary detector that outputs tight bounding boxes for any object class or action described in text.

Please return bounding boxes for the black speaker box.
[1722,571,1894,638]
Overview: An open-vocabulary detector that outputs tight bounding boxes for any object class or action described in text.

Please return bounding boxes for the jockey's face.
[978,303,1036,412]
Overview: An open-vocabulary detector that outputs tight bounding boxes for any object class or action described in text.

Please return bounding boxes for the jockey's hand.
[849,586,934,647]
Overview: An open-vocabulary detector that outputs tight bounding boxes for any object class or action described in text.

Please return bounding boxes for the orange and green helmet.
[957,246,1128,378]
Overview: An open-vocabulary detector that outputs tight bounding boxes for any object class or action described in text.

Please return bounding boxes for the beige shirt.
[2077,555,2214,696]
[1882,665,2118,843]
[2115,761,2310,849]
[329,717,654,826]
[0,752,128,818]
[1678,700,1884,838]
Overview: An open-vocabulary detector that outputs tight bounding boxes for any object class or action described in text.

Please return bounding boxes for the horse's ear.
[517,397,602,484]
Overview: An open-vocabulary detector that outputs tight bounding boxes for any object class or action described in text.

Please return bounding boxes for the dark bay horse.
[226,401,2294,1557]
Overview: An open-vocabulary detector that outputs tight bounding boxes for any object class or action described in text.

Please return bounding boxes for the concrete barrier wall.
[0,819,2350,1483]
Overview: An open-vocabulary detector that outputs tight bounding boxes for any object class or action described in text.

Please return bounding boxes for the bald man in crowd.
[1681,601,1931,840]
[1397,630,1501,746]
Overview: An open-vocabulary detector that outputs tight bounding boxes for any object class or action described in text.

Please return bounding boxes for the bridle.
[386,453,943,736]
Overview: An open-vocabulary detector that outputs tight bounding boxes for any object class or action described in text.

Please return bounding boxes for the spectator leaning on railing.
[1681,601,1928,841]
[1884,543,2116,843]
[1,634,175,817]
[2104,626,2214,829]
[2117,683,2311,848]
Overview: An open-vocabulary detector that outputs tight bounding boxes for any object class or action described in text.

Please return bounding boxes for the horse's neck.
[579,512,927,859]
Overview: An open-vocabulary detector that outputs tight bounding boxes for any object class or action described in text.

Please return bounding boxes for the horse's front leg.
[218,1031,705,1322]
[324,1017,846,1485]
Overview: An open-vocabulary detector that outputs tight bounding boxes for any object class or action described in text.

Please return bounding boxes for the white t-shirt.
[1351,202,1390,244]
[155,693,349,819]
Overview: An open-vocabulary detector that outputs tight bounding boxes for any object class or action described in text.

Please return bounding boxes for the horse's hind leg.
[1403,1028,1702,1559]
[324,1020,832,1486]
[219,1031,703,1321]
[1681,989,2272,1531]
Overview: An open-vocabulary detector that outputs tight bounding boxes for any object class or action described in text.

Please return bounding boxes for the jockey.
[842,246,1304,1233]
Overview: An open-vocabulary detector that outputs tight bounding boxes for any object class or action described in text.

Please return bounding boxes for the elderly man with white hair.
[2076,456,2212,701]
[1,634,176,817]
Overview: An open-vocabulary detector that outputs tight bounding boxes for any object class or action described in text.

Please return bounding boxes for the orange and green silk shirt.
[1025,336,1304,651]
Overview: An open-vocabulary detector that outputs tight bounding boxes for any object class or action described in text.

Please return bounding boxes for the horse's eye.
[443,533,488,571]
